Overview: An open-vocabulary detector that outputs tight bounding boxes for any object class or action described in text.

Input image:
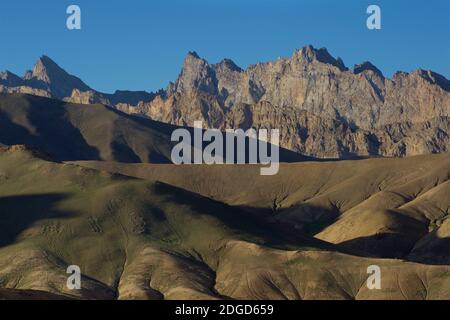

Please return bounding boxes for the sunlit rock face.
[1,46,449,158]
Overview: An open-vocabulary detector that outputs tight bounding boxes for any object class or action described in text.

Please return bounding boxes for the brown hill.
[0,93,309,163]
[0,147,449,300]
[71,152,450,264]
[0,93,175,163]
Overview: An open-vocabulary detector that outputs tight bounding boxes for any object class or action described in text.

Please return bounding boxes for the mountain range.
[1,45,449,159]
[0,94,305,163]
[0,45,449,300]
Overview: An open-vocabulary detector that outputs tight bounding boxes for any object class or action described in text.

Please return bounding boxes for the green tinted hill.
[72,152,450,264]
[0,147,449,300]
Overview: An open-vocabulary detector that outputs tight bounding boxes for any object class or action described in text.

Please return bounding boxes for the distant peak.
[32,55,63,78]
[187,51,201,59]
[181,51,211,73]
[415,69,450,92]
[182,51,208,68]
[40,54,52,61]
[353,61,384,78]
[294,45,347,71]
[215,58,242,72]
[23,70,33,80]
[176,51,217,95]
[35,55,59,68]
[0,70,19,78]
[294,45,317,62]
[27,54,91,98]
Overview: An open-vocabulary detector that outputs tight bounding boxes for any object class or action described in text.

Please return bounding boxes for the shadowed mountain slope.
[0,93,310,164]
[0,93,176,163]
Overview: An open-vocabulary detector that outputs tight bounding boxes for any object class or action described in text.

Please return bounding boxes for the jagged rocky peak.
[353,61,384,78]
[23,70,33,80]
[414,69,450,92]
[391,69,450,92]
[175,51,218,95]
[187,51,200,59]
[32,55,60,82]
[28,55,91,98]
[214,58,242,72]
[182,51,207,68]
[294,45,347,71]
[0,70,23,86]
[0,70,18,80]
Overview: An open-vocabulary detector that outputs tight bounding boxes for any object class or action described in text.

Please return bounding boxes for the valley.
[0,145,448,300]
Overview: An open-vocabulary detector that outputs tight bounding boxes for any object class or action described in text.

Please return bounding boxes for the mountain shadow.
[0,193,73,247]
[152,181,344,252]
[0,94,100,161]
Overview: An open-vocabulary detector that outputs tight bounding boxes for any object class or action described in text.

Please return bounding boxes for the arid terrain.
[0,144,449,300]
[0,45,449,300]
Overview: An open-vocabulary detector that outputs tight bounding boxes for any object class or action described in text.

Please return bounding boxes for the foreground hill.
[0,146,449,300]
[72,152,450,265]
[0,93,306,164]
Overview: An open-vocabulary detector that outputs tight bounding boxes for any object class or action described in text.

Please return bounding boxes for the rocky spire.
[29,55,91,98]
[415,69,450,92]
[353,61,384,78]
[214,58,242,73]
[294,45,348,71]
[174,51,218,95]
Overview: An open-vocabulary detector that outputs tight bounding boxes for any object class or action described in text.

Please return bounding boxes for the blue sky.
[0,0,449,93]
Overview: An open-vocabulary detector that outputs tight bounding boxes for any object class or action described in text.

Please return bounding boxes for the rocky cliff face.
[141,45,450,158]
[1,46,449,158]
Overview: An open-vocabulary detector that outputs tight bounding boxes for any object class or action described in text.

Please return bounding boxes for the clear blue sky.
[0,0,449,93]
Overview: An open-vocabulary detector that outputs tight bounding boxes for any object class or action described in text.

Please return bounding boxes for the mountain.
[0,93,174,163]
[0,48,449,300]
[156,46,450,130]
[1,46,449,159]
[0,56,154,109]
[1,55,90,99]
[71,151,450,265]
[0,93,305,163]
[26,55,92,98]
[141,46,450,158]
[0,146,449,300]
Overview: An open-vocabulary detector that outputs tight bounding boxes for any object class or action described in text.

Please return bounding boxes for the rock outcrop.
[1,46,449,158]
[139,46,450,158]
